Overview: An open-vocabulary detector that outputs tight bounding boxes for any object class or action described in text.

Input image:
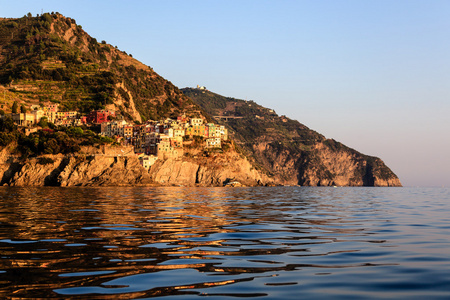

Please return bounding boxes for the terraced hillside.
[0,13,203,122]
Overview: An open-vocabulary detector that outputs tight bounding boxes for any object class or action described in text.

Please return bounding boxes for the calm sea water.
[0,187,449,299]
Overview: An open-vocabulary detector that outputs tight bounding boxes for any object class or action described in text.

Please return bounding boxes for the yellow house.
[30,110,45,124]
[190,118,203,126]
[11,113,35,126]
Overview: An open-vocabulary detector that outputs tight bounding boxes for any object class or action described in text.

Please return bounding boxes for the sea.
[0,186,449,299]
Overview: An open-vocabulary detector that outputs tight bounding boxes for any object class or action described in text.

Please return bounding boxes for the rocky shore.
[0,145,270,187]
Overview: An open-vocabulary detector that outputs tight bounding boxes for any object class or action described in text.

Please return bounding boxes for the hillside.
[0,13,204,122]
[182,88,402,187]
[0,13,269,187]
[0,13,401,187]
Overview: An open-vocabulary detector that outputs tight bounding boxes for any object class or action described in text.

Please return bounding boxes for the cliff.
[183,88,402,187]
[297,141,401,187]
[150,146,269,186]
[0,145,269,187]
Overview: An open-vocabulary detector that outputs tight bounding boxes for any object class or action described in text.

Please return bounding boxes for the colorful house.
[85,110,115,124]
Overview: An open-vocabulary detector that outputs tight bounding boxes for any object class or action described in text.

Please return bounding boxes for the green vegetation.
[181,89,228,114]
[0,116,113,157]
[0,116,20,146]
[17,126,114,157]
[37,116,48,128]
[0,13,201,119]
[183,88,322,146]
[11,101,18,113]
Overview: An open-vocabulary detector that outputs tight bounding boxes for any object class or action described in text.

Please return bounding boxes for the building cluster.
[4,103,229,170]
[9,103,79,126]
[196,85,207,91]
[100,114,228,169]
[8,103,117,127]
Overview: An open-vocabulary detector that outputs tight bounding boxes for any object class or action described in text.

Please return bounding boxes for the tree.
[20,105,27,114]
[42,13,52,23]
[0,115,17,132]
[12,101,18,113]
[68,126,83,136]
[52,69,62,81]
[37,116,48,128]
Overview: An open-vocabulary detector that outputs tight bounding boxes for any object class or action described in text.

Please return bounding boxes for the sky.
[2,0,449,187]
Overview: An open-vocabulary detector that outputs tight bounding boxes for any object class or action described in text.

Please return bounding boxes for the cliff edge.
[0,145,270,187]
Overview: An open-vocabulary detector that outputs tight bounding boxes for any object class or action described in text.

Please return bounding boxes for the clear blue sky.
[2,0,449,187]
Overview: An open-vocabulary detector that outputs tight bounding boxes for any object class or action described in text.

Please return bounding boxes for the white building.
[138,154,158,169]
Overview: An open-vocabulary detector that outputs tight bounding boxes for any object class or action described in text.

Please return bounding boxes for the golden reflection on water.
[1,187,279,298]
[1,187,449,298]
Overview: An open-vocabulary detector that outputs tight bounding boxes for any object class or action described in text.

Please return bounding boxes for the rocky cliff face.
[0,138,400,188]
[1,155,151,187]
[248,139,401,187]
[183,88,402,187]
[0,145,269,187]
[150,147,269,187]
[296,142,402,187]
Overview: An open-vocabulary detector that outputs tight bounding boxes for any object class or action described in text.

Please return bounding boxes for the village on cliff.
[1,99,228,170]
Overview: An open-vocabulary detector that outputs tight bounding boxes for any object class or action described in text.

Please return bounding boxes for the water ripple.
[0,187,449,298]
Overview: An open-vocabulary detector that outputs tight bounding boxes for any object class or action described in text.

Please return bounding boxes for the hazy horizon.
[2,0,449,187]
